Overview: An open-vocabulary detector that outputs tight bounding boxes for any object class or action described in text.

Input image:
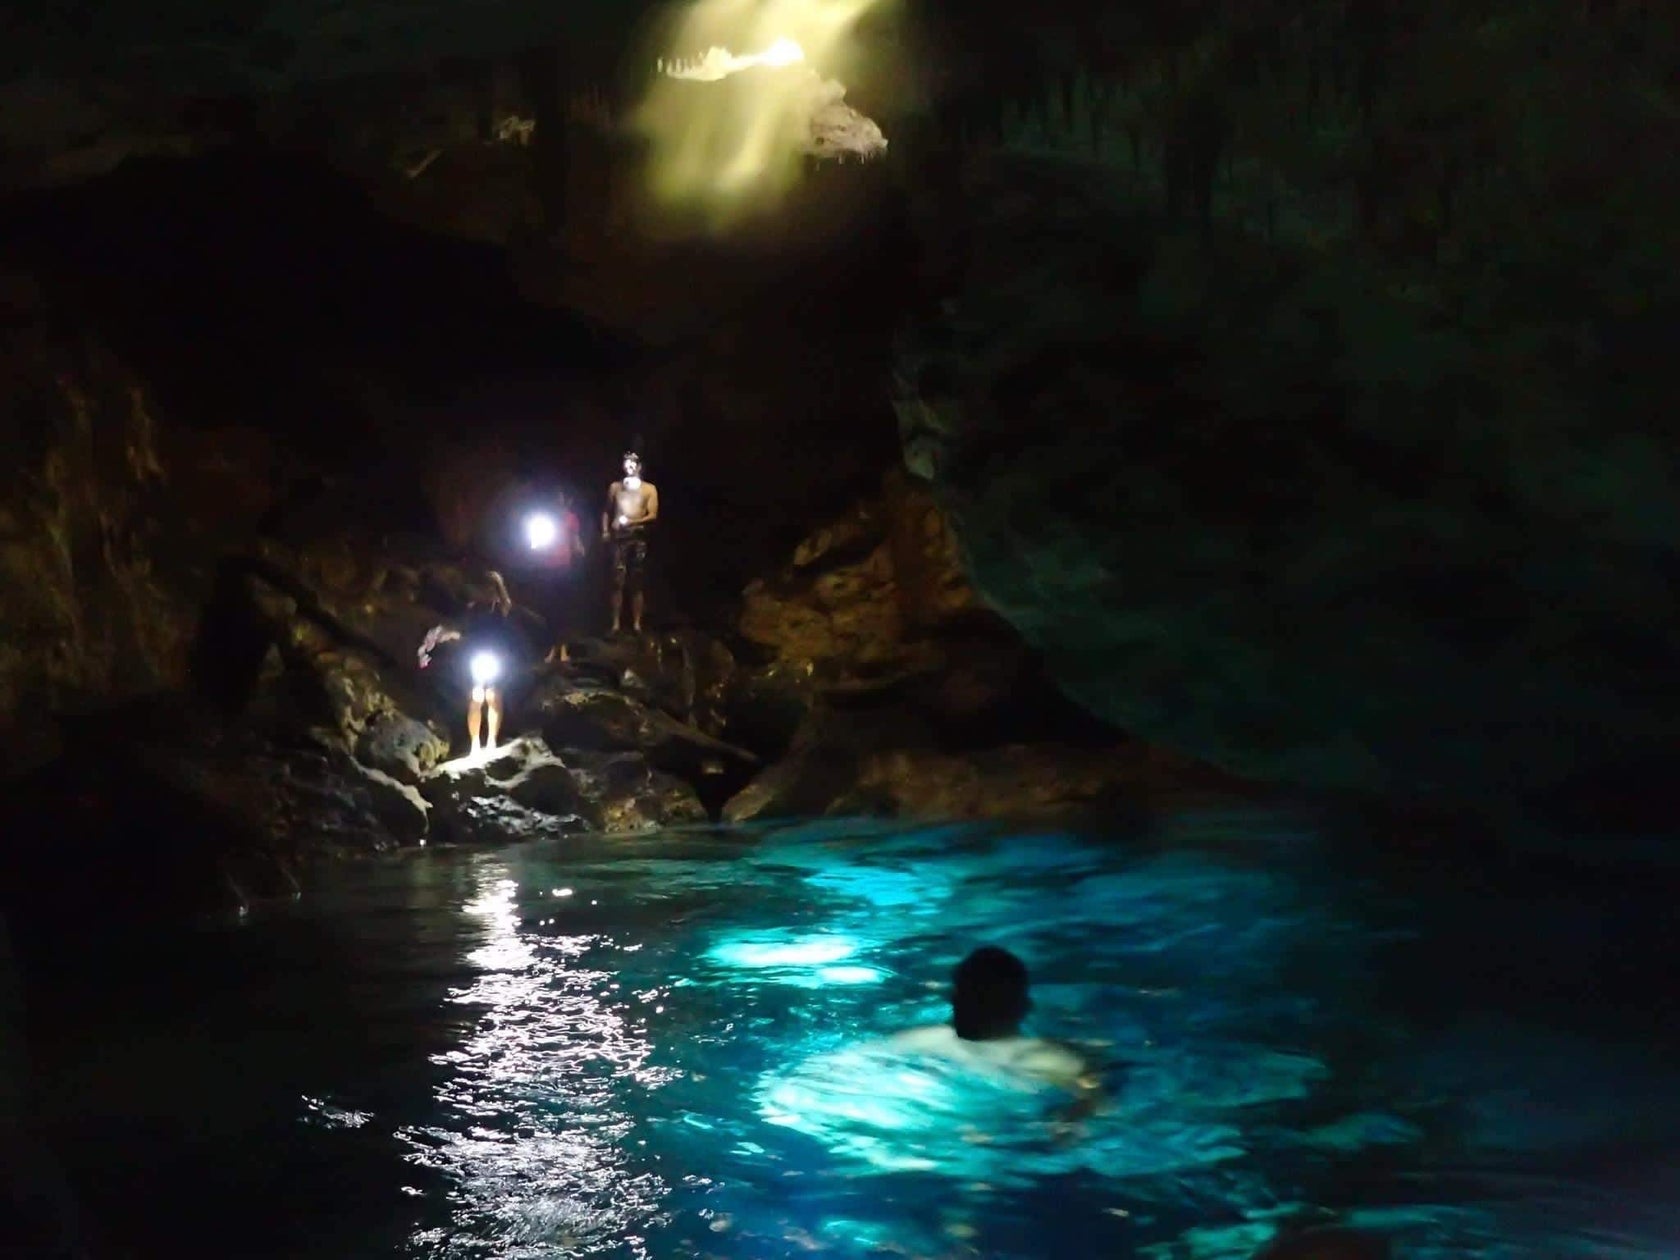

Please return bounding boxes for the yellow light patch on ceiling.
[630,0,889,229]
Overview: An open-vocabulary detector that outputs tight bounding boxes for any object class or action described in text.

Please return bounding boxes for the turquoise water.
[30,815,1680,1258]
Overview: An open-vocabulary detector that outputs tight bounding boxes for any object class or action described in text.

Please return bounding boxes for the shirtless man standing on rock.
[602,450,658,636]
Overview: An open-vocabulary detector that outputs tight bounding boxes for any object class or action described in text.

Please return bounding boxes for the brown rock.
[738,469,974,678]
[419,736,706,841]
[724,713,1249,825]
[531,677,757,783]
[0,301,277,764]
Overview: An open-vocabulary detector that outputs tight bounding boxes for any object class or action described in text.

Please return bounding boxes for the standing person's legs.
[485,687,502,750]
[546,570,579,661]
[628,538,648,633]
[468,685,485,753]
[608,541,626,634]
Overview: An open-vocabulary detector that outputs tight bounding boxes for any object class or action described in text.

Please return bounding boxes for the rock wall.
[738,467,974,678]
[0,275,277,767]
[893,4,1680,815]
[723,473,1248,823]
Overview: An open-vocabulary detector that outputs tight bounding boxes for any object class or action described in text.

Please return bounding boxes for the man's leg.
[629,540,646,633]
[468,685,485,753]
[485,689,502,751]
[609,544,626,634]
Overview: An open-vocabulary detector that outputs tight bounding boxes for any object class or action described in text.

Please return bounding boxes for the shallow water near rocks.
[27,814,1680,1258]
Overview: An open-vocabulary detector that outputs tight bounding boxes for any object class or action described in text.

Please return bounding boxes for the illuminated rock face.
[657,50,885,163]
[805,77,886,161]
[631,0,888,220]
[737,469,974,674]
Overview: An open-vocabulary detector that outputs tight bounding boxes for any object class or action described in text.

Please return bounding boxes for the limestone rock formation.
[738,467,975,678]
[530,677,757,784]
[894,139,1680,816]
[723,477,1242,824]
[722,702,1238,826]
[0,280,277,769]
[356,710,450,785]
[421,735,705,842]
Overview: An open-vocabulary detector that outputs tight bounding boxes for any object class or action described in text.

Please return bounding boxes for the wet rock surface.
[421,736,705,843]
[721,479,1250,826]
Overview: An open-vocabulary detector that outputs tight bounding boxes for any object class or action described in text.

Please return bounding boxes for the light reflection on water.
[300,820,1680,1260]
[400,874,679,1258]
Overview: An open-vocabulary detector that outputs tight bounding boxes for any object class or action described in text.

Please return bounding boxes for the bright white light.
[761,37,804,67]
[525,512,559,550]
[709,935,858,968]
[662,39,807,82]
[469,650,501,685]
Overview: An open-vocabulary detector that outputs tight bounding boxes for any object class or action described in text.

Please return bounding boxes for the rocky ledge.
[0,464,1249,931]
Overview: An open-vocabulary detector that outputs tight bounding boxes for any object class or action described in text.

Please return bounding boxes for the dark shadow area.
[0,142,629,446]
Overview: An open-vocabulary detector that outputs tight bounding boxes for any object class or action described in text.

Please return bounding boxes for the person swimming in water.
[754,944,1104,1175]
[891,945,1102,1117]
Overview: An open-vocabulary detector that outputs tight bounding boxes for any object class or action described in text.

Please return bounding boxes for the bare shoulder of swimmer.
[889,1027,1097,1095]
[889,1025,960,1054]
[1011,1038,1096,1094]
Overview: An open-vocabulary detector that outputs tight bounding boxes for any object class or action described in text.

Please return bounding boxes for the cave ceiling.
[0,0,650,187]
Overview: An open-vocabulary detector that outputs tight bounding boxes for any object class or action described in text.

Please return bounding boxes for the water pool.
[25,813,1680,1258]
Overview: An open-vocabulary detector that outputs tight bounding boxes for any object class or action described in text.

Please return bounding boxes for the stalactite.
[516,45,568,235]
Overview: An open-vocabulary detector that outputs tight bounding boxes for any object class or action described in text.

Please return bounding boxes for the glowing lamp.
[761,38,803,67]
[469,650,502,686]
[525,512,560,550]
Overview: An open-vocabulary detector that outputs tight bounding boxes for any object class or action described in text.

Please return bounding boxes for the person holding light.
[601,451,658,635]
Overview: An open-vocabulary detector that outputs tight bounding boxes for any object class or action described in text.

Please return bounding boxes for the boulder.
[355,709,450,784]
[226,573,451,781]
[419,743,580,845]
[718,700,901,823]
[419,735,706,841]
[723,692,1243,824]
[720,750,860,824]
[565,750,708,833]
[717,661,819,761]
[836,742,1231,823]
[234,740,428,856]
[530,678,757,785]
[738,468,974,679]
[562,631,739,737]
[346,760,430,845]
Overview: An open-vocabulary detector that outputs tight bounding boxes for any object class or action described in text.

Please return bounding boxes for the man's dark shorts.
[611,532,648,583]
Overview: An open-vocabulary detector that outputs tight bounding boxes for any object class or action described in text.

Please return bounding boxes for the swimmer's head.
[950,946,1031,1041]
